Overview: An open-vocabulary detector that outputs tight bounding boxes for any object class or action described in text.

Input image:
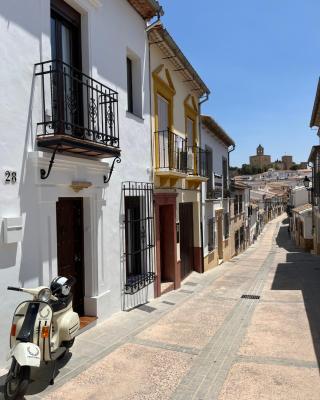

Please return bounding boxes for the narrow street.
[3,215,320,400]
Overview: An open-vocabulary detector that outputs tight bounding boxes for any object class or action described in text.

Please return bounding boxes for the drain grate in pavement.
[180,289,194,294]
[138,305,157,313]
[241,294,260,300]
[184,282,198,287]
[162,301,176,306]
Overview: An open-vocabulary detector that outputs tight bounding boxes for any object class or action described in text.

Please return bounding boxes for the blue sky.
[159,0,320,167]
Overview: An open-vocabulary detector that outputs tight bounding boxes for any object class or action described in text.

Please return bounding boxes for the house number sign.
[4,170,17,184]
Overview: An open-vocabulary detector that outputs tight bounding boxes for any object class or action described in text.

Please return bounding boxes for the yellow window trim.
[153,65,176,169]
[184,94,199,174]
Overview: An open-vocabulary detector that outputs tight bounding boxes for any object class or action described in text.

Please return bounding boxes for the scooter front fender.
[8,342,41,367]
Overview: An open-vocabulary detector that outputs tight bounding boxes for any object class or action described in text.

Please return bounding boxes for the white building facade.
[0,0,161,366]
[200,116,235,270]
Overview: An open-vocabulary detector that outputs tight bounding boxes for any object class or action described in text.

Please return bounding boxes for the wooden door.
[56,197,84,315]
[179,203,194,280]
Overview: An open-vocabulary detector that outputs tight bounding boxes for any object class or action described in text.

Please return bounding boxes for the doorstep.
[161,281,175,295]
[78,316,98,334]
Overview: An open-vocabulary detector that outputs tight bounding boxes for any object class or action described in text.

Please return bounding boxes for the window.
[127,57,133,113]
[123,182,155,295]
[235,230,239,249]
[224,213,229,238]
[208,217,215,252]
[126,51,142,117]
[234,195,239,215]
[313,151,320,205]
[206,147,213,199]
[222,157,228,193]
[239,195,243,213]
[240,226,245,245]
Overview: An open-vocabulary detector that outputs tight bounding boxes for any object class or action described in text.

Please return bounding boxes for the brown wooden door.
[179,203,194,280]
[56,197,84,315]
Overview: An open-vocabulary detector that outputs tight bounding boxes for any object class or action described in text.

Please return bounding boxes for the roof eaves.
[308,145,320,163]
[310,78,320,127]
[127,0,163,20]
[201,115,235,147]
[148,25,210,97]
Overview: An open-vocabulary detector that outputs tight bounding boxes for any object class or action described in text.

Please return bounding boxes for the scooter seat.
[49,294,73,313]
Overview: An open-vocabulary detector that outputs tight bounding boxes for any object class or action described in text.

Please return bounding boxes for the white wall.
[290,187,309,207]
[200,124,230,255]
[0,0,153,367]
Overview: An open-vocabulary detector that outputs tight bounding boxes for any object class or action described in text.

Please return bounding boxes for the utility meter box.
[3,217,23,244]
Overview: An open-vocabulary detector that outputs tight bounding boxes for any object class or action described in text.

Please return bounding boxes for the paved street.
[1,214,320,400]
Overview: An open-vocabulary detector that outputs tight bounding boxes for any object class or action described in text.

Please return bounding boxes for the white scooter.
[4,276,80,400]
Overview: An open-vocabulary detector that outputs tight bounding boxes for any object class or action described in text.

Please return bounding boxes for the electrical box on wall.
[3,217,23,244]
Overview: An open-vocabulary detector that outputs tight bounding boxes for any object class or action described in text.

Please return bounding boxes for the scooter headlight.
[38,288,52,302]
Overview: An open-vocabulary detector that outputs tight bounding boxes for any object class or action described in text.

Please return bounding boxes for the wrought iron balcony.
[155,130,187,173]
[35,60,120,158]
[206,188,223,200]
[187,146,208,177]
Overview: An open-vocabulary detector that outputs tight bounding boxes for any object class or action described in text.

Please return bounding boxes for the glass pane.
[61,25,72,65]
[157,95,169,132]
[50,18,56,59]
[186,117,194,145]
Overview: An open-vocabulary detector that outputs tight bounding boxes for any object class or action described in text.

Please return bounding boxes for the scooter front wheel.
[4,358,30,400]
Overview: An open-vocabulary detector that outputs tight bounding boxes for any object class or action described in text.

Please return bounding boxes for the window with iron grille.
[234,195,239,215]
[313,151,320,205]
[224,213,229,238]
[208,217,215,252]
[222,157,228,192]
[235,230,239,249]
[239,195,243,213]
[240,226,245,245]
[123,182,155,295]
[206,147,213,199]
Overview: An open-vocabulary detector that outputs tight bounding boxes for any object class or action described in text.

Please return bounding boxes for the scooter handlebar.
[7,286,22,292]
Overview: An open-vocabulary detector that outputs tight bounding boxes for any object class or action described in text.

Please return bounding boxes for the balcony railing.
[155,130,187,173]
[187,146,208,177]
[206,188,223,199]
[35,59,120,158]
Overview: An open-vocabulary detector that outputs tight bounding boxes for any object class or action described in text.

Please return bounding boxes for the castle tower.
[257,144,264,155]
[249,144,271,170]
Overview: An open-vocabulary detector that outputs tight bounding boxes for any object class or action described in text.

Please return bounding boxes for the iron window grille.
[235,230,240,250]
[224,213,230,238]
[222,157,228,192]
[208,217,215,252]
[313,151,320,205]
[122,182,155,295]
[240,226,245,245]
[206,148,213,198]
[239,195,243,213]
[234,195,239,215]
[35,59,119,149]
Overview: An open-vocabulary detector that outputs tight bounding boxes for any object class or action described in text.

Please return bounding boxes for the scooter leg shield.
[11,343,41,367]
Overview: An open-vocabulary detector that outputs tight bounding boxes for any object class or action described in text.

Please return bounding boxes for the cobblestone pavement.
[1,215,320,399]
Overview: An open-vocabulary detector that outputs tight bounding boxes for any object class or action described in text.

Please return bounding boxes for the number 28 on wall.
[4,170,17,184]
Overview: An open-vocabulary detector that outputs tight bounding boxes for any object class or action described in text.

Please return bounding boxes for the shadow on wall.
[0,242,18,269]
[272,220,320,371]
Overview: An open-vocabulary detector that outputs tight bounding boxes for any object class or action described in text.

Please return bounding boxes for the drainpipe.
[198,93,209,273]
